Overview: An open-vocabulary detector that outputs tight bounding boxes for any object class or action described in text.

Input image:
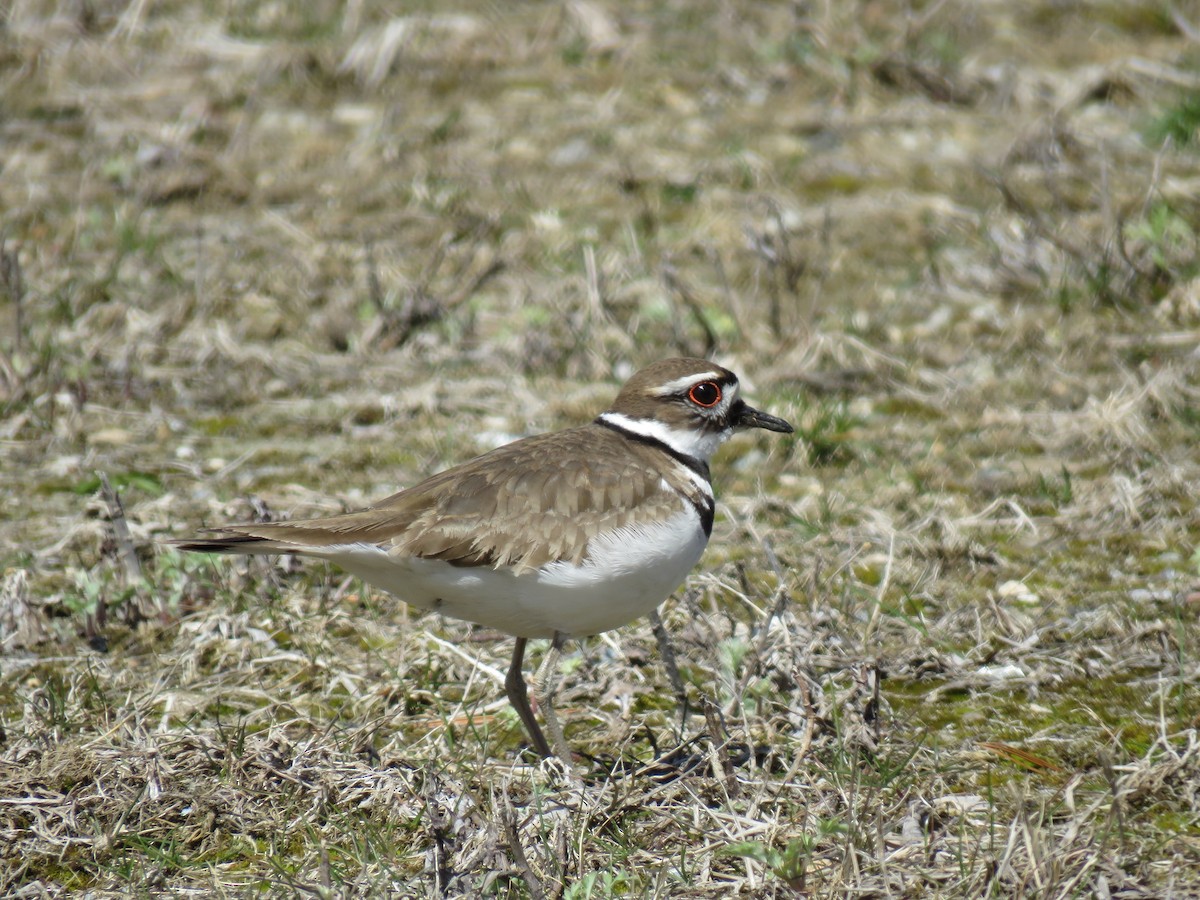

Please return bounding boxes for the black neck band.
[595,416,712,483]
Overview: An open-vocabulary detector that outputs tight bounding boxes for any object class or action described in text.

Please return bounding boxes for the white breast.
[311,507,709,639]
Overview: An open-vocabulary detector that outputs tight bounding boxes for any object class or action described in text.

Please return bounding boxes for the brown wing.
[174,424,685,574]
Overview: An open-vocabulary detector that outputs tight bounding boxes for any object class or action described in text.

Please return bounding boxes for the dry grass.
[3,0,1200,896]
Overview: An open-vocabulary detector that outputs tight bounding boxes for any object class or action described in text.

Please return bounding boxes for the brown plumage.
[172,358,793,760]
[175,424,707,574]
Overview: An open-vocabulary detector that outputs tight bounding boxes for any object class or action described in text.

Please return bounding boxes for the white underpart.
[597,411,732,462]
[302,507,709,638]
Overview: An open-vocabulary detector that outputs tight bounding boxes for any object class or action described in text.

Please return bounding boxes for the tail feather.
[169,533,304,555]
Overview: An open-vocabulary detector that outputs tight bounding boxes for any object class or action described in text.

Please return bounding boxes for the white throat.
[598,411,730,462]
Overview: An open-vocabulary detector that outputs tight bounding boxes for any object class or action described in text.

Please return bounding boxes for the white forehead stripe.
[652,372,726,396]
[598,411,730,463]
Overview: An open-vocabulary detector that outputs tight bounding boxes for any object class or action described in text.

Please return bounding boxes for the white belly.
[313,508,709,638]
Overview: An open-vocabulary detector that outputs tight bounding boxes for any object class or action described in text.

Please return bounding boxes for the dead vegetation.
[3,0,1200,896]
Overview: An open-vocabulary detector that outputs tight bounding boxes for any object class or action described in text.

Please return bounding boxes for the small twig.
[1170,2,1200,42]
[417,234,450,291]
[705,245,746,342]
[728,529,792,710]
[661,263,719,357]
[703,698,740,801]
[101,472,170,626]
[98,472,143,586]
[501,794,546,900]
[753,538,793,667]
[765,199,797,337]
[367,225,505,351]
[365,242,385,314]
[192,224,207,312]
[1099,751,1128,856]
[795,670,817,762]
[444,256,504,309]
[423,769,454,894]
[556,823,570,900]
[989,170,1095,263]
[583,243,603,321]
[868,663,882,744]
[318,846,332,897]
[861,532,895,650]
[809,204,834,323]
[846,664,883,755]
[775,669,818,791]
[423,634,507,688]
[0,344,20,405]
[0,235,24,354]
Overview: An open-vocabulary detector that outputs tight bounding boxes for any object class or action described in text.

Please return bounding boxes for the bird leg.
[506,637,553,759]
[649,608,689,730]
[532,631,574,764]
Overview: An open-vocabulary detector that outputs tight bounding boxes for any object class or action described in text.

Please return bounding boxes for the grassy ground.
[3,0,1200,896]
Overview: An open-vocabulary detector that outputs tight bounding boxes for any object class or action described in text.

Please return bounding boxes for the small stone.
[932,794,986,816]
[90,427,133,446]
[997,579,1039,604]
[550,138,592,167]
[978,663,1025,681]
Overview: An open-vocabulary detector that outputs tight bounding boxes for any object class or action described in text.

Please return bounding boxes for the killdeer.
[173,358,793,760]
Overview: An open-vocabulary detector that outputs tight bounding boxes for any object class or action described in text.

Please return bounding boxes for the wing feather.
[174,424,693,573]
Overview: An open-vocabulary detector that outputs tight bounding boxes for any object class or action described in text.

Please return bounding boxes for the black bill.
[734,402,794,433]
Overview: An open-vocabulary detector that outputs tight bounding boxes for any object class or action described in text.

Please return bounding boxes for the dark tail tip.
[169,534,270,554]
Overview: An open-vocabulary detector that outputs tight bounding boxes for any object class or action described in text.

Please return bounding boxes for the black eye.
[688,381,722,408]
